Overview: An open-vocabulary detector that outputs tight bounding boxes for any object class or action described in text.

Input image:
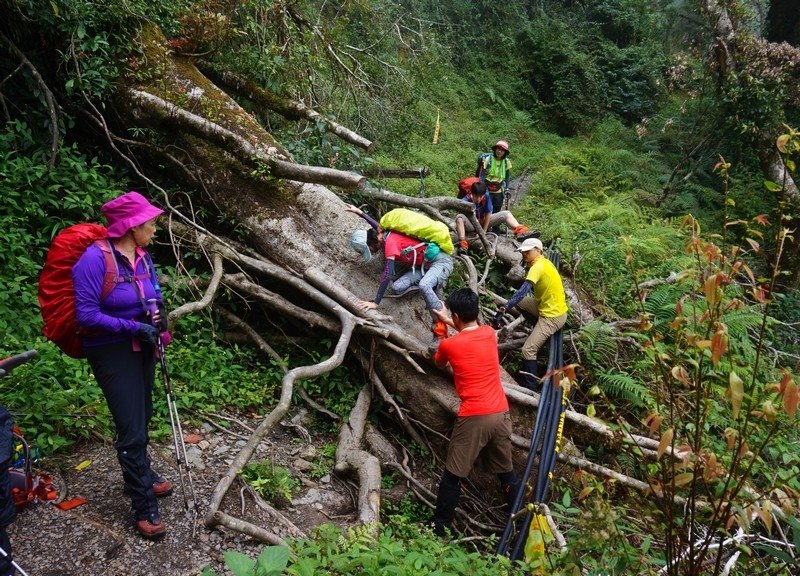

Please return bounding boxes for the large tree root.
[334,385,381,530]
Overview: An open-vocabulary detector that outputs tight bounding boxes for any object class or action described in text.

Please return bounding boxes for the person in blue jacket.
[72,191,172,539]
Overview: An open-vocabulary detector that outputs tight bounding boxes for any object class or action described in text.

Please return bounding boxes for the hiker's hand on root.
[432,306,452,326]
[358,300,378,311]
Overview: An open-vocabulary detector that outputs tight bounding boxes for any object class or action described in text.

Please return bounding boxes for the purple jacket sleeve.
[358,212,379,231]
[72,245,139,335]
[373,258,395,305]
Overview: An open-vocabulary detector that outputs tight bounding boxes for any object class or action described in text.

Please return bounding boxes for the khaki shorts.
[445,411,513,478]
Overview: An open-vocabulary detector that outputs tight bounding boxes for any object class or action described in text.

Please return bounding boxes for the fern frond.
[577,320,618,365]
[597,370,653,409]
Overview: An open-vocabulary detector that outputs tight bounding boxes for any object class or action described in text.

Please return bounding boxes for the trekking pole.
[155,336,197,511]
[0,544,30,576]
[147,301,196,512]
[0,350,38,375]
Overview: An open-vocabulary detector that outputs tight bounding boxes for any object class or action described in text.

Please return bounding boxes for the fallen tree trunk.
[106,22,665,537]
[363,166,430,179]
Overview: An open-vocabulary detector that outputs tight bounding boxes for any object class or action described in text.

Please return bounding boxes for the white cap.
[350,229,372,263]
[516,237,544,252]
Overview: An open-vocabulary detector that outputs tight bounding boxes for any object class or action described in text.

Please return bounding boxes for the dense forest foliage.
[1,0,800,574]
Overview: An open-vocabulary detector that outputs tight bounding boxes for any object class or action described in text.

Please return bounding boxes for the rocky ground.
[7,409,374,576]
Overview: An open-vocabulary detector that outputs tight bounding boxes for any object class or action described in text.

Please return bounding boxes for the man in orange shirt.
[431,288,518,535]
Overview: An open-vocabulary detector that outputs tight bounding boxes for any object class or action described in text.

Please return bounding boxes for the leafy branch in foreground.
[615,139,799,575]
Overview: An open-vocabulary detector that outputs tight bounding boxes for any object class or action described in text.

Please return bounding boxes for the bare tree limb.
[0,31,59,169]
[334,384,382,528]
[198,64,373,152]
[205,297,356,535]
[126,88,366,190]
[170,252,224,322]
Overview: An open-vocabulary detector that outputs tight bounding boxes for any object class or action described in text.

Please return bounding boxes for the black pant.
[0,407,16,576]
[489,191,504,213]
[86,340,159,520]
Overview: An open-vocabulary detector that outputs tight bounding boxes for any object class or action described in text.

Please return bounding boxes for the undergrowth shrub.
[204,517,530,576]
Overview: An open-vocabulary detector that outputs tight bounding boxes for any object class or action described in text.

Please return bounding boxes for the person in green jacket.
[477,140,512,213]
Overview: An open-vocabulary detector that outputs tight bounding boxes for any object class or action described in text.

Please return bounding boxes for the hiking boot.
[123,475,174,498]
[152,476,173,498]
[513,226,540,241]
[456,239,469,256]
[520,359,541,393]
[136,513,166,539]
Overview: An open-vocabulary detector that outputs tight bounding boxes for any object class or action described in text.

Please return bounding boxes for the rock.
[198,440,210,450]
[320,474,331,484]
[299,446,317,460]
[184,433,203,444]
[292,488,349,509]
[293,458,313,473]
[185,446,206,470]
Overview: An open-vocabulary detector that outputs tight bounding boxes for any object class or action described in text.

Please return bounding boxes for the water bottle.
[146,298,160,328]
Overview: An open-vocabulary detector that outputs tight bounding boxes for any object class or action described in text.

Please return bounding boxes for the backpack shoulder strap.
[95,239,123,300]
[141,249,161,295]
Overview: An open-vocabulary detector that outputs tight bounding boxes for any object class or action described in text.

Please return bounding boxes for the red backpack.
[458,176,480,199]
[38,223,127,358]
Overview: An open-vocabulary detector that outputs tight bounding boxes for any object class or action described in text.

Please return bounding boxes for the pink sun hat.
[102,191,164,238]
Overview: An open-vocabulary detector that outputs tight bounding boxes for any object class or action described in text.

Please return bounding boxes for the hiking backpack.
[475,152,510,182]
[458,176,481,199]
[474,152,492,178]
[9,428,56,511]
[38,223,155,358]
[378,208,455,255]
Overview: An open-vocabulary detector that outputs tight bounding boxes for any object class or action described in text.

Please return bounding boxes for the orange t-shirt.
[434,325,509,417]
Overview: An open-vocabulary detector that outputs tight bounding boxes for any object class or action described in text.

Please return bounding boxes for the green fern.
[597,370,654,409]
[577,320,618,367]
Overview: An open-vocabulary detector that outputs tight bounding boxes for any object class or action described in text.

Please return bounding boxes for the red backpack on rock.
[38,223,122,358]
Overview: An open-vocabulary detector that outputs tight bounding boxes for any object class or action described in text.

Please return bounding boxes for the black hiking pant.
[0,406,16,576]
[86,340,160,521]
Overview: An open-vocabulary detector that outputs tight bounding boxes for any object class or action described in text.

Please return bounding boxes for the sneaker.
[136,514,166,539]
[428,320,448,353]
[513,226,540,241]
[456,239,469,256]
[387,285,419,298]
[432,320,448,340]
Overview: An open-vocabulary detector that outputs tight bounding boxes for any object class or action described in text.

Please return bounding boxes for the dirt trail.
[8,415,358,576]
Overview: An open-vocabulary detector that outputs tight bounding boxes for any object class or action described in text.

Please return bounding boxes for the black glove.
[135,322,159,347]
[490,308,506,329]
[155,301,169,333]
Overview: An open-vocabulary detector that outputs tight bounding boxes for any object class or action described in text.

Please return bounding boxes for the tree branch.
[0,31,59,169]
[198,64,373,152]
[126,88,366,190]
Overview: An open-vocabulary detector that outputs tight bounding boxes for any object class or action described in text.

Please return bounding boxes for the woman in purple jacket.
[72,191,171,539]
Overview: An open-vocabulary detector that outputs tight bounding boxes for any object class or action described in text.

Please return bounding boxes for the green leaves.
[221,547,290,576]
[241,460,298,503]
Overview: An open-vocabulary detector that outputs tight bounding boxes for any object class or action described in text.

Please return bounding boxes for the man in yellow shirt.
[495,237,568,392]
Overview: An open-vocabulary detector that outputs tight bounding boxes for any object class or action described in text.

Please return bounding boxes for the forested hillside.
[1,1,799,575]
